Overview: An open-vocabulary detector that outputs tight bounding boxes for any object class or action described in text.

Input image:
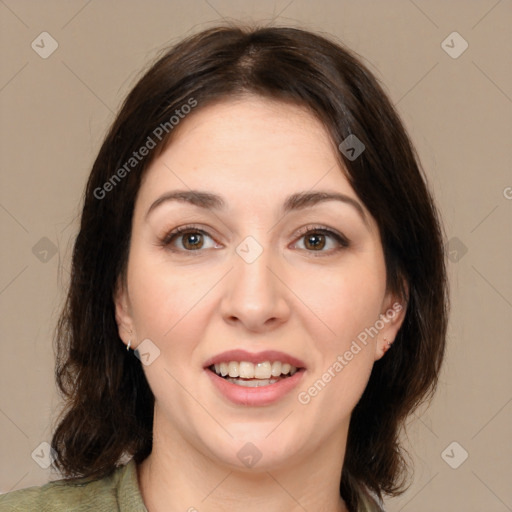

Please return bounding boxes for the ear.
[113,276,136,349]
[374,283,408,361]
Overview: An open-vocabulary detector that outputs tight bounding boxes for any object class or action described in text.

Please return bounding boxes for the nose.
[220,241,291,333]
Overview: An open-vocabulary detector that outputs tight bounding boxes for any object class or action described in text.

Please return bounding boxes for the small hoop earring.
[383,337,393,353]
[127,339,131,351]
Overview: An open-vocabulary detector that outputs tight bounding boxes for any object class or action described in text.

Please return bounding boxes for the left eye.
[292,227,349,253]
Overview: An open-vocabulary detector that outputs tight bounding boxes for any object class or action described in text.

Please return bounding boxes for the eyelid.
[293,224,349,246]
[158,224,218,250]
[291,224,350,256]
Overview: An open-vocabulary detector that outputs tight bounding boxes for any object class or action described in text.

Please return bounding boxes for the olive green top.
[0,459,384,511]
[0,459,147,512]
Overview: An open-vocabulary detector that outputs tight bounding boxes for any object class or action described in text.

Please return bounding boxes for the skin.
[114,95,406,512]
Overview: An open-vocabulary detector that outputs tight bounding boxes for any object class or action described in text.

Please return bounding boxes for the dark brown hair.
[51,22,448,510]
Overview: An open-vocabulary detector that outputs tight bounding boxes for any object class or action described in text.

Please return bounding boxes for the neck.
[137,415,350,512]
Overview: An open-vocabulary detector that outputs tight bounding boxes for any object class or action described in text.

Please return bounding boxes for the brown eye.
[160,226,217,252]
[293,225,350,255]
[304,233,327,250]
[180,231,204,250]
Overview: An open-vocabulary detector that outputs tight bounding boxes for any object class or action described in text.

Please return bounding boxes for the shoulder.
[0,459,146,512]
[0,471,120,512]
[359,492,386,512]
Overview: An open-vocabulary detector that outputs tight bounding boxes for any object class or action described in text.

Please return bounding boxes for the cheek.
[292,254,387,343]
[127,246,207,338]
[126,250,225,386]
[128,270,172,337]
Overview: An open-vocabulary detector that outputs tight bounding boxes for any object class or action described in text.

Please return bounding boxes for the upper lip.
[203,349,306,369]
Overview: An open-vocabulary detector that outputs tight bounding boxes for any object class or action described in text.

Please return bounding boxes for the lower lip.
[205,368,306,406]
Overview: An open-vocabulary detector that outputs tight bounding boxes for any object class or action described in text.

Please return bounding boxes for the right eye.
[159,225,220,253]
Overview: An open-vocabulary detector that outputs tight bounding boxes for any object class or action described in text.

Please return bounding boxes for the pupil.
[306,234,325,250]
[184,233,202,250]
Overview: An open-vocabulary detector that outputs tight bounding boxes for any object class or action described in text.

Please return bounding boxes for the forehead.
[167,95,337,165]
[137,95,362,215]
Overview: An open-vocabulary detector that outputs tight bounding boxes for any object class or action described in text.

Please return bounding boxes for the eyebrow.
[145,189,368,225]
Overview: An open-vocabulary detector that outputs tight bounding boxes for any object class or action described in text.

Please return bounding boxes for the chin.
[200,430,305,473]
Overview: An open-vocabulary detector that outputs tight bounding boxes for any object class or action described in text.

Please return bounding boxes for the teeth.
[228,361,239,377]
[271,361,282,377]
[239,361,255,378]
[226,377,279,387]
[211,361,298,379]
[254,361,272,379]
[219,362,229,377]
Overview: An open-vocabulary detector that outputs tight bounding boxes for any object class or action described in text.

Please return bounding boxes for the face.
[115,95,405,471]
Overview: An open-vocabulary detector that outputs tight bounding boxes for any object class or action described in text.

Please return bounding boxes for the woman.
[0,23,448,512]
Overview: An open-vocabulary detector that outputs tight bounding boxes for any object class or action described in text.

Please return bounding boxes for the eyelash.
[158,223,350,257]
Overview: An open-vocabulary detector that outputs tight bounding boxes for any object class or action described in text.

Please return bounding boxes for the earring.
[382,337,393,354]
[127,339,131,351]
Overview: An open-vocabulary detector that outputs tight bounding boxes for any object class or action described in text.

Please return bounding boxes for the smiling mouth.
[208,360,301,387]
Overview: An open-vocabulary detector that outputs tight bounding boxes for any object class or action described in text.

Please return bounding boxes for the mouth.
[207,360,300,387]
[203,349,306,387]
[203,349,306,404]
